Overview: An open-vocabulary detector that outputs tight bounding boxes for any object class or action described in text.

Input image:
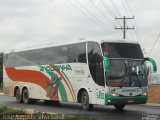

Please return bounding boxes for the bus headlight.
[111,93,119,96]
[141,92,147,96]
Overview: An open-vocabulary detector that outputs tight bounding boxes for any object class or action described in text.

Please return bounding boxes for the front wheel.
[114,104,125,110]
[81,91,93,111]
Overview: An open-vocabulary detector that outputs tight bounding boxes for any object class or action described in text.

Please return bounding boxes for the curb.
[0,93,4,95]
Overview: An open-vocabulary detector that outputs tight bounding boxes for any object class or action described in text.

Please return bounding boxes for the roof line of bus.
[5,39,139,53]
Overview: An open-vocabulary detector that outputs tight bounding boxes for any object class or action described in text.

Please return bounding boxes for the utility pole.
[115,16,134,39]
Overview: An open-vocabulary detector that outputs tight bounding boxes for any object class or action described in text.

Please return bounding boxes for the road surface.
[0,95,160,120]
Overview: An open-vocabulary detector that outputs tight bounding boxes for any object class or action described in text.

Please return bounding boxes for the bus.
[3,40,157,111]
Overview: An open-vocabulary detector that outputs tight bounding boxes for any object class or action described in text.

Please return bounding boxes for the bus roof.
[6,39,140,53]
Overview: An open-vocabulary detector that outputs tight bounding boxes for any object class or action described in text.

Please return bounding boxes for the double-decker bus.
[3,40,157,111]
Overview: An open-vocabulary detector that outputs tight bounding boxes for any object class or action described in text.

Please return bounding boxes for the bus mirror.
[144,57,157,73]
[103,56,110,72]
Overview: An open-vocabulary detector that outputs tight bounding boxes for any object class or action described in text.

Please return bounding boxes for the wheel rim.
[82,95,88,106]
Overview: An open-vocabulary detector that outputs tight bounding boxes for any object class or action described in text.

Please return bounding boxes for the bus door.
[87,42,105,105]
[94,62,105,105]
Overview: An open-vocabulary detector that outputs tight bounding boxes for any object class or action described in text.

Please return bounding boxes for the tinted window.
[68,43,86,63]
[88,42,104,86]
[5,42,86,67]
[101,43,144,59]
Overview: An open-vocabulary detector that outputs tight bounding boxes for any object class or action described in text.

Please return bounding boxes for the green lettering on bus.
[40,64,72,72]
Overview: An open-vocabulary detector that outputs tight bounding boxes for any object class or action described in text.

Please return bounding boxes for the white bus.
[3,40,157,111]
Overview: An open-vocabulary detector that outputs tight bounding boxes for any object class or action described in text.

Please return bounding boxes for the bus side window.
[68,43,87,63]
[87,42,105,86]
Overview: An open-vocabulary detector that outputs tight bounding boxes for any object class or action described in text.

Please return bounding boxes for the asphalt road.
[0,95,160,120]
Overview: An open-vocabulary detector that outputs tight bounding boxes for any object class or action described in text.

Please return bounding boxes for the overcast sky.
[0,0,159,73]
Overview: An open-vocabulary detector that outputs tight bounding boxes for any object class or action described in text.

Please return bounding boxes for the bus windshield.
[101,42,148,87]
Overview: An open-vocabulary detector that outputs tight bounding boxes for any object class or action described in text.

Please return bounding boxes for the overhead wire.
[100,0,122,28]
[89,0,115,26]
[88,0,122,37]
[123,0,144,45]
[124,0,134,16]
[120,0,130,17]
[68,0,121,38]
[67,0,116,36]
[110,0,122,17]
[148,33,160,55]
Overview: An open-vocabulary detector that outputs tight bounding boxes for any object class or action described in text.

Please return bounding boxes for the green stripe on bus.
[58,81,68,102]
[61,71,74,92]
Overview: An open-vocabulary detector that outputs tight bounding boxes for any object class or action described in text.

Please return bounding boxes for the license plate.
[128,100,134,103]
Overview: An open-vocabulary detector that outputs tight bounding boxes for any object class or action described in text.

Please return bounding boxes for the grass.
[0,106,25,118]
[0,106,95,120]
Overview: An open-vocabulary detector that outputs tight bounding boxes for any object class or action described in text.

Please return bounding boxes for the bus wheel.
[114,104,125,110]
[15,88,22,103]
[22,88,36,104]
[81,91,93,111]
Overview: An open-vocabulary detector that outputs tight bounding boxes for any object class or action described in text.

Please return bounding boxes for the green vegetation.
[0,106,25,118]
[0,106,95,120]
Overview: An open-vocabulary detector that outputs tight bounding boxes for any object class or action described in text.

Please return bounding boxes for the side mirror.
[103,56,110,72]
[144,57,157,73]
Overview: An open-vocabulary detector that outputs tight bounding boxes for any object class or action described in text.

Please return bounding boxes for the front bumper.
[105,94,148,105]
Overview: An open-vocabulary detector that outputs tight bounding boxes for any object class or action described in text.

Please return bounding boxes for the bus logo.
[40,64,72,72]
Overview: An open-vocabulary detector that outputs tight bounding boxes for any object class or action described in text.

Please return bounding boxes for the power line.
[67,0,117,36]
[74,0,118,36]
[69,0,121,37]
[124,0,134,16]
[89,0,115,26]
[110,0,122,17]
[88,0,122,37]
[100,0,122,27]
[120,0,130,17]
[148,33,160,55]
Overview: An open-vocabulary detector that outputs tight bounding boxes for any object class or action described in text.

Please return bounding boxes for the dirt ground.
[148,85,160,104]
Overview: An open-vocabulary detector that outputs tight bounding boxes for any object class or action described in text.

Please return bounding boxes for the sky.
[0,0,159,73]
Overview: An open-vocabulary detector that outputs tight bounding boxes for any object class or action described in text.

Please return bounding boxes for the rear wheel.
[81,91,93,111]
[15,88,22,103]
[22,88,36,104]
[114,104,125,110]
